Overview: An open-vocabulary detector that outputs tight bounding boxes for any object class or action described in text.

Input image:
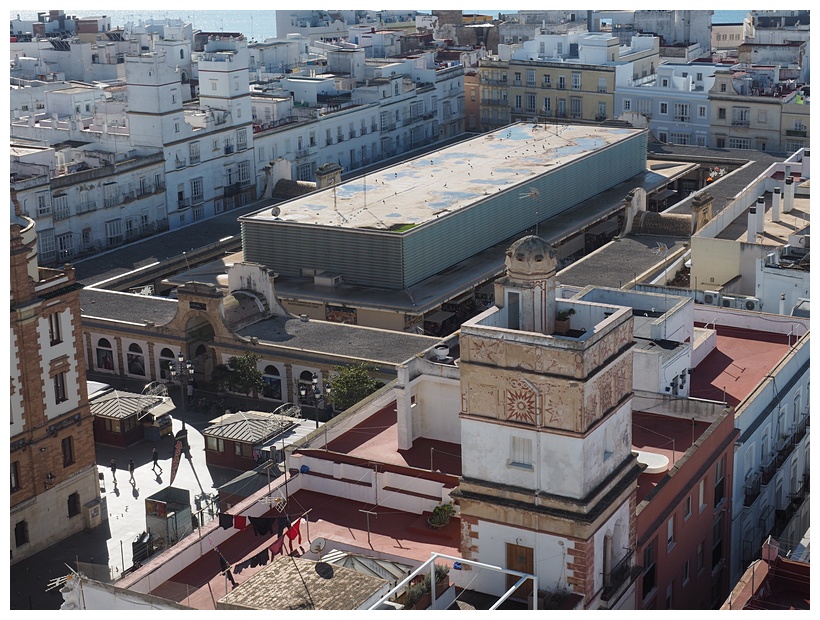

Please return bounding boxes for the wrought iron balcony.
[602,549,638,602]
[743,472,762,506]
[760,459,777,486]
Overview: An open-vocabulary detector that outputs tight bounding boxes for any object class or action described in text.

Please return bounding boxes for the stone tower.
[453,236,642,609]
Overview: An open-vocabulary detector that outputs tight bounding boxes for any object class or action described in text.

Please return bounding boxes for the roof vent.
[433,344,449,361]
[299,314,310,322]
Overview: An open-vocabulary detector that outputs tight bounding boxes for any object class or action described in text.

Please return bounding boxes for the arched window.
[96,338,114,371]
[298,370,316,400]
[127,343,146,376]
[262,365,282,400]
[195,344,207,357]
[159,347,175,380]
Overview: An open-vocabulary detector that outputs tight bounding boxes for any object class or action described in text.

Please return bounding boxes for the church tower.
[453,236,642,609]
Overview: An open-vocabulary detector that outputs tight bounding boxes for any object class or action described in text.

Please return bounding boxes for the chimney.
[783,177,795,213]
[772,186,781,222]
[802,148,810,180]
[756,195,765,233]
[747,205,757,242]
[779,293,786,315]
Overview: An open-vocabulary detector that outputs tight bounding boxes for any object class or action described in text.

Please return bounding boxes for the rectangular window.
[48,313,62,345]
[191,177,204,203]
[54,372,68,404]
[684,495,692,521]
[623,99,631,111]
[660,102,668,115]
[666,582,673,609]
[712,514,724,569]
[234,442,252,457]
[682,559,690,586]
[105,219,123,246]
[206,436,225,452]
[642,539,657,598]
[718,108,726,119]
[37,192,51,216]
[68,492,81,517]
[526,69,535,86]
[543,74,551,87]
[189,142,200,164]
[15,521,29,547]
[237,128,247,150]
[674,103,690,122]
[598,77,607,93]
[714,457,725,506]
[53,195,70,220]
[57,233,74,260]
[62,436,75,467]
[667,516,675,549]
[571,72,581,90]
[525,93,536,113]
[698,479,706,511]
[238,160,251,184]
[696,541,704,572]
[11,461,21,493]
[510,436,532,468]
[728,137,751,150]
[698,105,707,118]
[558,75,566,90]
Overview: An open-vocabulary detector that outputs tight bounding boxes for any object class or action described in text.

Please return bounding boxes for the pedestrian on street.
[152,446,162,473]
[128,458,136,483]
[110,458,117,483]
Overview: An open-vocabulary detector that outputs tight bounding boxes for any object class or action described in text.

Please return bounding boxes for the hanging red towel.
[269,535,286,557]
[234,515,247,530]
[286,518,302,542]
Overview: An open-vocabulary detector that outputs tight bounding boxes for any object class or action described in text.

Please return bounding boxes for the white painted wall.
[414,376,461,444]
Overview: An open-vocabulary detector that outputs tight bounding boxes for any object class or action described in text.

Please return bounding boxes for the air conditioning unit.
[704,290,721,306]
[741,297,761,311]
[722,296,736,307]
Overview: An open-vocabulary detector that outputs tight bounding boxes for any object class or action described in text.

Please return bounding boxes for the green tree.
[213,351,264,396]
[326,363,384,411]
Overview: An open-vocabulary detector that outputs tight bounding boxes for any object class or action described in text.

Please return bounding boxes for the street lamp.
[169,352,195,459]
[299,373,331,429]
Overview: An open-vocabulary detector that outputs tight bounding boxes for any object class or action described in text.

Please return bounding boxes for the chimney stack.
[756,195,765,233]
[772,186,781,222]
[747,205,757,242]
[783,177,795,213]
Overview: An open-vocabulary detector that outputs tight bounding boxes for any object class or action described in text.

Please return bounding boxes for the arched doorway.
[183,315,216,382]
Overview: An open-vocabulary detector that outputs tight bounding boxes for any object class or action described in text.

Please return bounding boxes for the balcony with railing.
[481,98,508,106]
[224,145,234,155]
[602,549,639,603]
[792,416,808,443]
[731,119,750,127]
[104,196,119,208]
[786,129,808,137]
[76,201,97,214]
[224,183,243,197]
[175,156,187,169]
[674,115,690,122]
[760,458,777,487]
[53,207,71,221]
[743,472,762,507]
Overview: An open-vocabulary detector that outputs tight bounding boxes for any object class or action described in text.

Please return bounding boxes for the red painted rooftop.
[325,402,462,477]
[632,411,712,504]
[688,325,792,408]
[144,488,460,610]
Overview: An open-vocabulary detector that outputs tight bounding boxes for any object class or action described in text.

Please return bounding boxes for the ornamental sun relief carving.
[506,378,536,424]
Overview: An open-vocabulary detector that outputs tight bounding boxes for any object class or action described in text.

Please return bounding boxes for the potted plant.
[402,564,451,610]
[555,308,575,334]
[428,502,455,529]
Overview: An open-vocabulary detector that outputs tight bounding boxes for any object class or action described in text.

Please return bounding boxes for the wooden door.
[506,542,534,598]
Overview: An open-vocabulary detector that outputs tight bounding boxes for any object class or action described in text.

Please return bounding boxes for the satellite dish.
[270,206,280,217]
[310,537,326,554]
